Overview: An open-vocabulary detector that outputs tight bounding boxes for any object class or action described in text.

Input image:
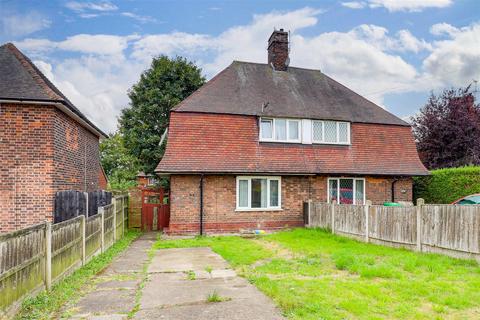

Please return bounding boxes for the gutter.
[0,98,107,139]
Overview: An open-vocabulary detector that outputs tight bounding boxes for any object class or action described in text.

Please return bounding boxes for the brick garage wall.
[53,108,101,193]
[0,104,55,233]
[168,175,413,234]
[0,103,102,233]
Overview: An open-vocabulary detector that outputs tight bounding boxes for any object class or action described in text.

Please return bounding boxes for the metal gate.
[141,188,170,231]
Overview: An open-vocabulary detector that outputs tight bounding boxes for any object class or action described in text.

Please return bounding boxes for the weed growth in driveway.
[155,228,480,319]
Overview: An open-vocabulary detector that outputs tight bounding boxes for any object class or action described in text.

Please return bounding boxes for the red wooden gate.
[141,187,170,231]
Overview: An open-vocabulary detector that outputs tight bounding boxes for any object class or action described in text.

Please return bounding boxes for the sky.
[1,0,479,134]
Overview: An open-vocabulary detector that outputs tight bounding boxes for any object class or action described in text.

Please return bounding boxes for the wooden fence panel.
[369,206,416,245]
[115,198,123,240]
[0,224,46,313]
[103,204,115,250]
[51,217,82,281]
[309,202,330,228]
[85,214,102,260]
[422,205,480,254]
[335,204,365,236]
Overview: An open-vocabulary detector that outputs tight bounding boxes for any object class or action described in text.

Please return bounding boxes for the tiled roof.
[156,112,429,176]
[174,61,408,126]
[0,43,107,138]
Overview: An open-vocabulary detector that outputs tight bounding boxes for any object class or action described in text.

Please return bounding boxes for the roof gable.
[0,43,107,138]
[175,61,408,126]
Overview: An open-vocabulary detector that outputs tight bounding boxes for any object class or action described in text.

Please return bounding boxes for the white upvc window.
[328,178,365,205]
[236,176,282,211]
[312,120,350,145]
[259,118,301,143]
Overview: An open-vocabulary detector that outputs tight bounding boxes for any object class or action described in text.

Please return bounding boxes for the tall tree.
[100,133,140,190]
[119,56,205,174]
[411,86,480,169]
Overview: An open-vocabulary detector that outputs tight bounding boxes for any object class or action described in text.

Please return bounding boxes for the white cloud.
[65,1,118,12]
[1,11,51,37]
[341,2,366,9]
[430,22,459,36]
[423,23,480,88]
[342,0,453,12]
[121,12,157,24]
[14,8,479,133]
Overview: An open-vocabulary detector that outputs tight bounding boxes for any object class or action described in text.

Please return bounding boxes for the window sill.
[235,208,283,212]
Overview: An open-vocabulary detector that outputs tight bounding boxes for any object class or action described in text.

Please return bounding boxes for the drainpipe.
[391,178,399,202]
[199,174,204,236]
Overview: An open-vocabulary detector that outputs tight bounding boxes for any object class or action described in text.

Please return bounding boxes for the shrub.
[413,166,480,204]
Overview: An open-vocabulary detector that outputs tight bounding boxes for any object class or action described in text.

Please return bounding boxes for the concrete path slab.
[136,247,284,320]
[62,236,284,320]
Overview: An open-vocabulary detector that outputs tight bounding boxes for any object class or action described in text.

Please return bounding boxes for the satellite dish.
[285,57,290,67]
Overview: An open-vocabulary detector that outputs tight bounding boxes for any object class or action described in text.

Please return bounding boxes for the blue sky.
[1,0,479,133]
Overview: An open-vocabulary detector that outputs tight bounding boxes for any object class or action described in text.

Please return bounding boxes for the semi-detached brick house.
[156,29,429,235]
[0,43,108,233]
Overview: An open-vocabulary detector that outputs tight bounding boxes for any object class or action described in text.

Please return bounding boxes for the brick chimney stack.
[268,28,289,71]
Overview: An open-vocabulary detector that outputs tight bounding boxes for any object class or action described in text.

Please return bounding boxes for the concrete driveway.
[63,234,284,320]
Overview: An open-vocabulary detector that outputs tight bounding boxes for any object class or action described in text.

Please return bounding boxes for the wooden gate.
[141,188,170,231]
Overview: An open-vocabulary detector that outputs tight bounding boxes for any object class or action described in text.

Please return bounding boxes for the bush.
[413,166,480,204]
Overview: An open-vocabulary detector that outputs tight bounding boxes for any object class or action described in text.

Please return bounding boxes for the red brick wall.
[168,175,413,234]
[0,103,101,233]
[52,109,100,192]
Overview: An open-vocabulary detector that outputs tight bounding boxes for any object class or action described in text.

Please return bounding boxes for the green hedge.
[413,166,480,204]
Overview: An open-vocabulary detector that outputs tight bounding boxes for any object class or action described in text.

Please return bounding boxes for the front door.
[141,188,170,231]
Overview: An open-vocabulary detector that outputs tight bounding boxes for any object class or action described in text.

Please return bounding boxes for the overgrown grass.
[15,230,141,320]
[154,228,480,319]
[153,235,272,266]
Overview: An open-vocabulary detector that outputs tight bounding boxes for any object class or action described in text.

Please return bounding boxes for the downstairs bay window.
[236,176,281,210]
[328,178,365,205]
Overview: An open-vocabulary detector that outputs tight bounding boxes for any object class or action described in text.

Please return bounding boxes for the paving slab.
[134,299,284,320]
[148,247,229,273]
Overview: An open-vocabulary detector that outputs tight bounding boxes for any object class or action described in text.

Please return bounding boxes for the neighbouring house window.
[312,120,350,145]
[259,118,301,143]
[260,119,273,139]
[328,178,365,205]
[236,176,281,210]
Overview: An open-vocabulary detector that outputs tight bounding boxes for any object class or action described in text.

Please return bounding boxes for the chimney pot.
[268,29,289,71]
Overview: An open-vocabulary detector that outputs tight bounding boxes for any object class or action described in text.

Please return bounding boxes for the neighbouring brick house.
[0,43,108,233]
[156,29,429,235]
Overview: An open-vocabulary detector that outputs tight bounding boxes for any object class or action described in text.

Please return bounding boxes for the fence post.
[99,207,105,253]
[45,221,52,291]
[121,196,125,238]
[84,192,89,217]
[364,200,371,243]
[416,198,424,252]
[80,214,86,265]
[331,200,336,234]
[113,198,117,242]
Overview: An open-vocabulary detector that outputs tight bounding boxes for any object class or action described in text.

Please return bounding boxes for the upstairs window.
[312,120,350,145]
[259,118,301,143]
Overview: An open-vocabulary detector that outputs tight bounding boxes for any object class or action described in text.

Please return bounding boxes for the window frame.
[327,177,365,205]
[259,118,301,143]
[236,176,282,211]
[312,120,351,145]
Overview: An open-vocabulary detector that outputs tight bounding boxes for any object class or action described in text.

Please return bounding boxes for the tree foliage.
[411,86,480,169]
[100,133,140,190]
[119,55,205,174]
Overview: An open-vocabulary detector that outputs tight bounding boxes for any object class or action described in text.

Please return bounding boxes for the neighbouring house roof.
[156,113,429,176]
[174,61,408,126]
[0,43,107,138]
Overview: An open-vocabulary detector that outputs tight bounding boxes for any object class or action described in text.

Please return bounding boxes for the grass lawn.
[155,228,480,320]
